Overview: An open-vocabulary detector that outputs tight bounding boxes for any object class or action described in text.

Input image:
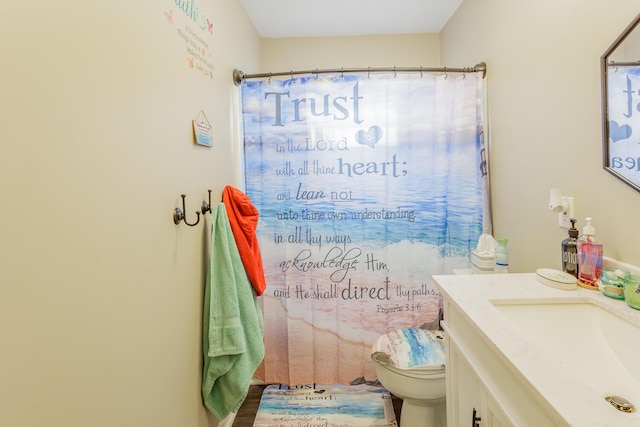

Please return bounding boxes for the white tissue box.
[471,250,495,274]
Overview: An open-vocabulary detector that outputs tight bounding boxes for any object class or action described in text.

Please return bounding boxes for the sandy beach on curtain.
[255,294,379,385]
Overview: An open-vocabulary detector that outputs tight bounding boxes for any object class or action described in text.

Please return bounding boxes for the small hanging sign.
[193,110,213,147]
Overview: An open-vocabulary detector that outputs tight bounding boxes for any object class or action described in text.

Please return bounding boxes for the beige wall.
[259,34,440,71]
[441,0,640,272]
[0,1,259,426]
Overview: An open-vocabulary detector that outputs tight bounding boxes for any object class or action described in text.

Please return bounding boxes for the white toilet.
[371,328,446,427]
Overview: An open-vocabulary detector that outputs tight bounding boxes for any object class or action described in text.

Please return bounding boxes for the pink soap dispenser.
[577,217,603,289]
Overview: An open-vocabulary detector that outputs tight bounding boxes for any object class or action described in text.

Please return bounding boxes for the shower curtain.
[240,70,489,386]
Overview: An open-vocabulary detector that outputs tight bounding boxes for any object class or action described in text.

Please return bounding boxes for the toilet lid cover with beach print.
[372,328,445,370]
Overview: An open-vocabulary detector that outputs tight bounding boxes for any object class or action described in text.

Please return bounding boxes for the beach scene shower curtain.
[240,71,489,386]
[606,65,640,186]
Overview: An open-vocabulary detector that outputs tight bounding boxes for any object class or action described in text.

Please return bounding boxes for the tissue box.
[471,250,495,274]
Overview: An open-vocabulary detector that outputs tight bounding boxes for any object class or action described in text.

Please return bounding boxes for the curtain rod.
[607,60,640,67]
[233,62,486,85]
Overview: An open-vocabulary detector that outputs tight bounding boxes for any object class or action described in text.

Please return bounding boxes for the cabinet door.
[443,304,560,427]
[447,338,484,427]
[485,393,515,427]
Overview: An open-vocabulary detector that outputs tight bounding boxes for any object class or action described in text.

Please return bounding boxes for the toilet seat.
[372,328,446,377]
[371,327,448,427]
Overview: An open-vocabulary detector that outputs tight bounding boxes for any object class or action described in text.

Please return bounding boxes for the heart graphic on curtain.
[609,120,632,142]
[355,126,383,147]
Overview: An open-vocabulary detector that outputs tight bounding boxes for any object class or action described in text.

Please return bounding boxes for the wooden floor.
[233,385,267,427]
[233,385,403,426]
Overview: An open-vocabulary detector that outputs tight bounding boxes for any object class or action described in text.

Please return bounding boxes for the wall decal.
[165,0,215,79]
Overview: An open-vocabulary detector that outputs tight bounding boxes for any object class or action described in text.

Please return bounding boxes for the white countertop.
[433,272,640,426]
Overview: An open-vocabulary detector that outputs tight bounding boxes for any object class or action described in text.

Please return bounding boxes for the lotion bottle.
[561,218,579,278]
[577,217,603,287]
[494,237,509,273]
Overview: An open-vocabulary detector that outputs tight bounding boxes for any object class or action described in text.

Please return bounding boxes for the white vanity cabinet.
[447,337,510,427]
[442,299,556,426]
[434,270,640,427]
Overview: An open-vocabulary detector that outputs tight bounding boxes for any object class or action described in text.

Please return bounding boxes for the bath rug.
[253,383,397,427]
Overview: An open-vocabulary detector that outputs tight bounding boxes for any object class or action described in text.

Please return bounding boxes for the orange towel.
[222,185,267,296]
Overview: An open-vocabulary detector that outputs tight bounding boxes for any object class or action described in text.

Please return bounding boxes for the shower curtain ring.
[368,66,371,79]
[444,67,448,79]
[315,68,319,79]
[290,70,293,81]
[341,68,344,79]
[420,66,423,78]
[268,72,272,84]
[394,66,397,78]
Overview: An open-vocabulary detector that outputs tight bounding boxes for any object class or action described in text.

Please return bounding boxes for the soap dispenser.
[561,218,579,278]
[577,217,603,288]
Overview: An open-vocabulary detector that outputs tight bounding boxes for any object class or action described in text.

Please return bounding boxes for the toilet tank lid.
[372,328,445,370]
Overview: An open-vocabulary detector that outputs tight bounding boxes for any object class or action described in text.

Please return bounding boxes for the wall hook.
[201,189,212,214]
[173,206,184,225]
[173,194,201,226]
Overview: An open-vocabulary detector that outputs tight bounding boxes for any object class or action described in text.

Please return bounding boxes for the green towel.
[202,203,265,420]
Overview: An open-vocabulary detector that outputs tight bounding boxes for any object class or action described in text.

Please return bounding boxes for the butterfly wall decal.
[164,10,173,24]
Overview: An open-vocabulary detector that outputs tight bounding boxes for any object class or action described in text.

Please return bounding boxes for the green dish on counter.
[623,275,640,310]
[598,268,629,300]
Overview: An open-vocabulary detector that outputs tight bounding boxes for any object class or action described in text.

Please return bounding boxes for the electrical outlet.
[558,196,575,228]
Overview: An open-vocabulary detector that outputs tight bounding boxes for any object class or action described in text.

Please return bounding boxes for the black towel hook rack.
[201,189,212,214]
[173,194,200,226]
[173,190,213,226]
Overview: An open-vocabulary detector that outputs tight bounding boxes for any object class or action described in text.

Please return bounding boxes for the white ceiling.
[239,0,464,38]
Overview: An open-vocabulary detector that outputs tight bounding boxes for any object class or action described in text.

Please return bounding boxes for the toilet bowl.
[371,328,446,427]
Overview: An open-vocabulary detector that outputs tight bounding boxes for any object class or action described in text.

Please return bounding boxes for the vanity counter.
[434,272,640,426]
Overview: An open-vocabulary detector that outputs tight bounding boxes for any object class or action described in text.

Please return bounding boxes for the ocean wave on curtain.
[240,70,489,386]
